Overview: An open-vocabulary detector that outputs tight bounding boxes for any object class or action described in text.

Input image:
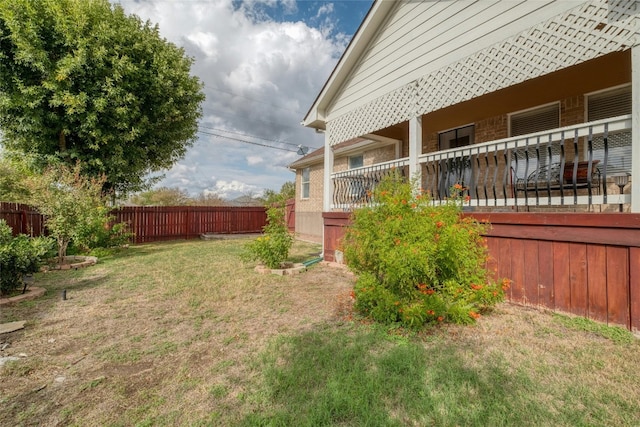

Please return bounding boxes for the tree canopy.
[0,0,205,194]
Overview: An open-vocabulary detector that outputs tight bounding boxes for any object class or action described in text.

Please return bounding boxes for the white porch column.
[632,44,640,213]
[322,130,334,212]
[409,116,422,184]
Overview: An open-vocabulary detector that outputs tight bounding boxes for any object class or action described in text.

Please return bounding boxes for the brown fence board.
[538,241,555,309]
[523,240,539,306]
[553,242,572,313]
[606,246,630,328]
[496,238,512,300]
[510,239,525,304]
[586,245,608,323]
[630,248,640,331]
[569,243,588,317]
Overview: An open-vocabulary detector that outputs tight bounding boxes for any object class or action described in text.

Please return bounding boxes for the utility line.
[197,129,297,153]
[198,124,319,149]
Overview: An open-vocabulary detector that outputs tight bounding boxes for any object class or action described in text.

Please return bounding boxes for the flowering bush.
[0,220,54,296]
[243,202,294,269]
[342,172,507,328]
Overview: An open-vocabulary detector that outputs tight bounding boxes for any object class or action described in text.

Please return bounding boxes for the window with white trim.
[348,154,363,169]
[301,167,310,199]
[587,85,631,121]
[510,103,560,137]
[588,85,632,174]
[438,124,474,150]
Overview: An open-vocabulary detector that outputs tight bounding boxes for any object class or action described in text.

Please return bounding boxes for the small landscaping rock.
[0,356,20,366]
[254,263,307,276]
[0,321,26,335]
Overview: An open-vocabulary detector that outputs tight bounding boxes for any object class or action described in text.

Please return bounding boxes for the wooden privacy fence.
[470,213,640,332]
[0,202,46,236]
[113,206,267,243]
[322,211,640,332]
[0,203,267,244]
[285,199,295,233]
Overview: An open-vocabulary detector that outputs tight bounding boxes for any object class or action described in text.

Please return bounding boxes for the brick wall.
[561,95,585,127]
[296,163,324,213]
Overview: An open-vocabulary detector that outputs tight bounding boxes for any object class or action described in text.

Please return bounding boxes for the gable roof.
[302,0,392,130]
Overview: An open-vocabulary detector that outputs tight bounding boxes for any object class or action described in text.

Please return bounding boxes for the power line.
[197,129,297,153]
[198,125,319,149]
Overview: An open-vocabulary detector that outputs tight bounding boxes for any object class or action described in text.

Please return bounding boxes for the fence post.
[185,207,190,239]
[21,208,27,235]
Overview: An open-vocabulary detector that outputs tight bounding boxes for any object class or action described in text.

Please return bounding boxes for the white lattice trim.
[327,0,639,146]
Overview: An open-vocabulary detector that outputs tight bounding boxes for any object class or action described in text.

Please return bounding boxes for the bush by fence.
[0,203,267,244]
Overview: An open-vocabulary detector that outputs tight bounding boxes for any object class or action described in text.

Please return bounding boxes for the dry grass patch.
[0,238,638,426]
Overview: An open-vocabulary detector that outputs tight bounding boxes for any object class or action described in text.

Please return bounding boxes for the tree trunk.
[59,130,66,152]
[57,237,69,265]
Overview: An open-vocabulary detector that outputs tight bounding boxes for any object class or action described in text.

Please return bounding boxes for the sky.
[111,0,374,199]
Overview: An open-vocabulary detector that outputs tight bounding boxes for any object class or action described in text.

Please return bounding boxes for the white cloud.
[115,0,346,200]
[212,179,261,199]
[317,3,334,18]
[247,155,264,166]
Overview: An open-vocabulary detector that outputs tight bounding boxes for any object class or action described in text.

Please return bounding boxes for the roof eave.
[302,0,394,128]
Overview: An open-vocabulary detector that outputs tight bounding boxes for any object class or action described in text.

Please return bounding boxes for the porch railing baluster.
[524,138,531,207]
[534,136,541,206]
[603,124,609,204]
[587,127,594,206]
[559,131,566,205]
[546,134,552,206]
[502,142,509,205]
[483,148,490,202]
[492,145,498,206]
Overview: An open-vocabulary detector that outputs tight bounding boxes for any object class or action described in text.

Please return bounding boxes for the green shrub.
[243,202,294,269]
[0,220,54,295]
[73,207,133,252]
[342,172,507,328]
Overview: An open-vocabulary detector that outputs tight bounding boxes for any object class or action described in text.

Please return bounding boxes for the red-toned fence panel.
[285,199,295,233]
[112,206,267,244]
[469,212,640,332]
[0,202,46,236]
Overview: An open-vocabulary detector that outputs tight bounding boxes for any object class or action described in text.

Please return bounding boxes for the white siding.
[327,0,582,121]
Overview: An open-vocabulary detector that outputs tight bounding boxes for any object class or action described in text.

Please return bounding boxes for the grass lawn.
[1,237,639,426]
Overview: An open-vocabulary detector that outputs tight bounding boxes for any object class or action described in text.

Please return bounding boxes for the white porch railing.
[331,115,632,210]
[331,158,409,210]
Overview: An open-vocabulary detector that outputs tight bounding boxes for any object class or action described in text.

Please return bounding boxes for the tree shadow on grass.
[239,324,555,427]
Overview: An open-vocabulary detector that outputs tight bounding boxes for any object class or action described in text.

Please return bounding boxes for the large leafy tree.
[0,0,205,194]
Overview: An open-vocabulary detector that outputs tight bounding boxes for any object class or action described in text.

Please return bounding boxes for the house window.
[348,155,364,169]
[587,85,632,174]
[301,167,310,199]
[587,85,631,121]
[438,124,474,150]
[509,103,560,136]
